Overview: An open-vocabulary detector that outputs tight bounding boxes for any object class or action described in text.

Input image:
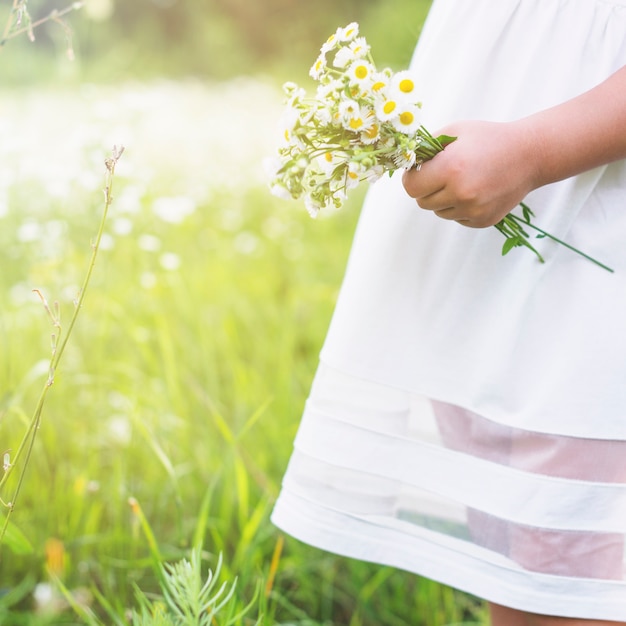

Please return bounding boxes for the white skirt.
[273,0,626,620]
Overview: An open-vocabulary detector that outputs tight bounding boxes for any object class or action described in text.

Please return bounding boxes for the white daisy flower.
[337,22,359,42]
[316,78,344,103]
[345,161,367,189]
[333,37,370,68]
[350,107,376,133]
[346,59,374,87]
[282,81,299,95]
[278,108,301,146]
[391,103,421,135]
[363,163,385,182]
[348,37,370,58]
[284,85,307,109]
[333,47,354,69]
[375,95,400,122]
[263,159,293,200]
[338,99,375,133]
[393,148,418,169]
[315,150,347,176]
[360,121,381,144]
[309,54,327,80]
[338,98,360,120]
[304,194,322,218]
[368,71,391,97]
[314,104,334,126]
[321,27,341,54]
[390,70,421,103]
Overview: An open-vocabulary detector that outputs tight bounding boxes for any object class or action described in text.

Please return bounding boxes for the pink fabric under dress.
[272,0,626,620]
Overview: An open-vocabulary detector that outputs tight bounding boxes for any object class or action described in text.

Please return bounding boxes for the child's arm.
[402,65,626,228]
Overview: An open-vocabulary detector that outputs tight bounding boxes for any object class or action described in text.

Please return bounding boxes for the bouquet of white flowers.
[267,22,612,272]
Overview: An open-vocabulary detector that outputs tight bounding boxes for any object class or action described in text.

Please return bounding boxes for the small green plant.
[132,548,259,626]
[126,495,262,626]
[49,494,263,625]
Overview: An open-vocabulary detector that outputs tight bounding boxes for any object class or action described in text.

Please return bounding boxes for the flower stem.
[413,135,613,273]
[508,206,614,273]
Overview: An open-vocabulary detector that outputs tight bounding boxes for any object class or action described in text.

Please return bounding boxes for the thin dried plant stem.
[0,1,82,48]
[1,0,23,45]
[0,146,124,549]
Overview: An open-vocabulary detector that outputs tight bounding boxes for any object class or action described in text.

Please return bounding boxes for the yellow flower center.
[324,153,333,162]
[348,171,359,179]
[399,78,415,93]
[372,81,385,92]
[354,65,368,79]
[349,118,364,130]
[383,101,396,115]
[399,111,415,125]
[365,124,379,139]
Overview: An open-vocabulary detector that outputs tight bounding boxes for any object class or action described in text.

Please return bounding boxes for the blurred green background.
[0,1,489,624]
[1,0,429,83]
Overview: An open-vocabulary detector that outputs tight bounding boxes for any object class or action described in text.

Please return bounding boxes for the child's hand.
[402,120,538,228]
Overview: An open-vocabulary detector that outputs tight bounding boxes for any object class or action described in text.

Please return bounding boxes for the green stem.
[507,211,614,273]
[412,131,612,272]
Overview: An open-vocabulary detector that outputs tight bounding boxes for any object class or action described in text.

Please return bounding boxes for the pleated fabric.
[272,0,626,619]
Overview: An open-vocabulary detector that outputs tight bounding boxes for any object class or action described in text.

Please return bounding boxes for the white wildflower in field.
[112,217,133,236]
[234,231,260,255]
[16,221,43,243]
[140,272,157,289]
[0,78,282,230]
[107,415,132,446]
[98,233,115,250]
[33,583,55,611]
[152,196,196,224]
[159,252,181,271]
[137,234,162,252]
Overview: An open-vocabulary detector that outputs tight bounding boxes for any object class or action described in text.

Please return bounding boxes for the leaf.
[501,236,520,256]
[0,518,33,555]
[520,201,535,223]
[436,134,457,148]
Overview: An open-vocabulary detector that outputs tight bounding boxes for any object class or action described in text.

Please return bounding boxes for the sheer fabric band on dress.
[272,363,626,620]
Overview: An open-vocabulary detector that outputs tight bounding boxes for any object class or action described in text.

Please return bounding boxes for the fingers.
[402,166,485,227]
[402,160,442,202]
[402,159,459,213]
[402,164,455,214]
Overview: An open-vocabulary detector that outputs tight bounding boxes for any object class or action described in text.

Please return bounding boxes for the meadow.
[0,4,490,619]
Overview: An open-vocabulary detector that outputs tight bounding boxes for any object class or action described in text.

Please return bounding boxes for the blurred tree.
[0,0,432,83]
[210,0,365,58]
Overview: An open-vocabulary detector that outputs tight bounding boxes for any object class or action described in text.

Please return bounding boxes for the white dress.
[272,0,626,620]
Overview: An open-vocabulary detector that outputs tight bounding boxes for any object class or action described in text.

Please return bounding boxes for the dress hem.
[272,491,626,621]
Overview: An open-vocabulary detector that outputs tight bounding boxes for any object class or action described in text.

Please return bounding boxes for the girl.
[272,1,626,624]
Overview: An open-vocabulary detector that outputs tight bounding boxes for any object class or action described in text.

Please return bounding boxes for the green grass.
[0,81,488,625]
